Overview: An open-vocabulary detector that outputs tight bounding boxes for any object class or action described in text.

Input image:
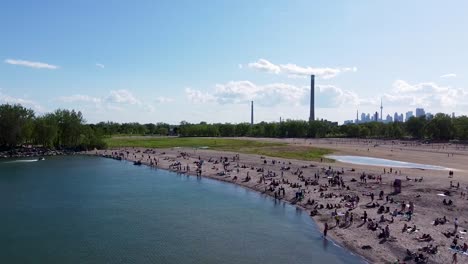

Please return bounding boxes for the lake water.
[327,155,450,170]
[0,156,364,264]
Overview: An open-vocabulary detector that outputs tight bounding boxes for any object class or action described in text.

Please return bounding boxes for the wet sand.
[88,138,468,264]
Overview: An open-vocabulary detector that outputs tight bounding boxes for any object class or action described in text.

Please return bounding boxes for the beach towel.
[449,247,468,256]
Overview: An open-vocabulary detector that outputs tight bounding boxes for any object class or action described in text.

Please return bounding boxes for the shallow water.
[327,155,450,170]
[0,156,365,264]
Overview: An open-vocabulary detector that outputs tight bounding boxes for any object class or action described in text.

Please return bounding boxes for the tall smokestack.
[309,75,315,122]
[251,101,254,126]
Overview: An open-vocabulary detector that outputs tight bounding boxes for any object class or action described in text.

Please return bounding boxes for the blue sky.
[1,0,467,124]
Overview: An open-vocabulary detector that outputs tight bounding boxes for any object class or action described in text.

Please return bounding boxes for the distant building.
[426,112,433,120]
[386,114,393,123]
[374,112,379,122]
[452,112,455,119]
[344,120,354,125]
[405,111,414,121]
[415,108,425,118]
[360,113,366,123]
[394,112,399,122]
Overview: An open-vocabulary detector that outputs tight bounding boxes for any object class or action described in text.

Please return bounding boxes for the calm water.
[0,156,364,264]
[327,155,449,170]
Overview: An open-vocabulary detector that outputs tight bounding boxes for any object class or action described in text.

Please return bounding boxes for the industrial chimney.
[309,75,315,122]
[251,101,254,126]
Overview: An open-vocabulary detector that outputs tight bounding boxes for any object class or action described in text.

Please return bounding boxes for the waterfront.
[0,156,363,264]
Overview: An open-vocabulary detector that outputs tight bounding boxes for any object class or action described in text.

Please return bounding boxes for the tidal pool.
[327,155,450,170]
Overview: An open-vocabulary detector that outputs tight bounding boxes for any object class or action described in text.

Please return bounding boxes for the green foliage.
[0,104,35,147]
[405,116,426,139]
[0,104,106,150]
[33,113,58,147]
[425,113,454,140]
[453,116,468,140]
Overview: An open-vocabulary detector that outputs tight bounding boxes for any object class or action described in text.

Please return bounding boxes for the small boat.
[37,157,45,161]
[133,160,142,166]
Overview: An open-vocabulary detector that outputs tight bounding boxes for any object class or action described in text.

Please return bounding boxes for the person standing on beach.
[324,222,328,237]
[452,252,458,264]
[454,218,459,233]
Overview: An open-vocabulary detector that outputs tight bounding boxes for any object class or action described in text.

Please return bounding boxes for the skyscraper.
[405,111,414,121]
[415,108,425,118]
[309,75,315,122]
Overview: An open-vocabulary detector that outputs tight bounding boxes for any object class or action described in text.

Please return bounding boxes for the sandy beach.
[88,138,468,264]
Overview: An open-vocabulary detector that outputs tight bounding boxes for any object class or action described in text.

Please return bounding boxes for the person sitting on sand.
[414,253,427,263]
[451,236,459,249]
[402,223,408,233]
[380,215,386,223]
[417,234,432,242]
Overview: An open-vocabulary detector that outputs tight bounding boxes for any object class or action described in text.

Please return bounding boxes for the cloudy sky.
[1,0,467,124]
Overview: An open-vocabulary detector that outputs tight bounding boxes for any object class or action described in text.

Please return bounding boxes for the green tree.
[33,113,59,147]
[405,116,426,139]
[0,104,35,147]
[425,113,454,140]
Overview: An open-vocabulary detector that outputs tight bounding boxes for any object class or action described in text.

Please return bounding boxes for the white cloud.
[185,87,216,104]
[185,80,373,109]
[247,59,357,79]
[440,73,456,78]
[96,63,105,68]
[4,59,59,69]
[57,94,101,104]
[214,81,308,107]
[0,91,46,112]
[390,80,468,108]
[247,59,281,74]
[106,89,141,105]
[55,90,159,115]
[155,96,174,103]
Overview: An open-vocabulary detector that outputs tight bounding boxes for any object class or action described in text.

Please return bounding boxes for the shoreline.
[89,149,370,263]
[87,141,468,264]
[0,147,76,159]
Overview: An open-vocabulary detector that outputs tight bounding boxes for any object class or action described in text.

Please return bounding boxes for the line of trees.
[2,103,467,149]
[92,122,172,136]
[177,114,468,141]
[0,104,106,150]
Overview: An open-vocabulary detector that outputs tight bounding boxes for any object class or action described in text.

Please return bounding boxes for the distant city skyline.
[344,104,444,125]
[1,1,467,124]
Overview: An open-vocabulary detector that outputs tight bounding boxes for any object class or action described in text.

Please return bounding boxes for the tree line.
[0,104,106,150]
[2,103,467,150]
[178,114,468,141]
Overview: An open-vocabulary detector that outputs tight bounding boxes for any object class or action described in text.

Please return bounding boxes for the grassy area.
[104,136,333,161]
[246,146,333,161]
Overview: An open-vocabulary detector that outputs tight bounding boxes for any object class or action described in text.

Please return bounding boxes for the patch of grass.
[104,136,333,161]
[104,136,283,150]
[245,146,334,161]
